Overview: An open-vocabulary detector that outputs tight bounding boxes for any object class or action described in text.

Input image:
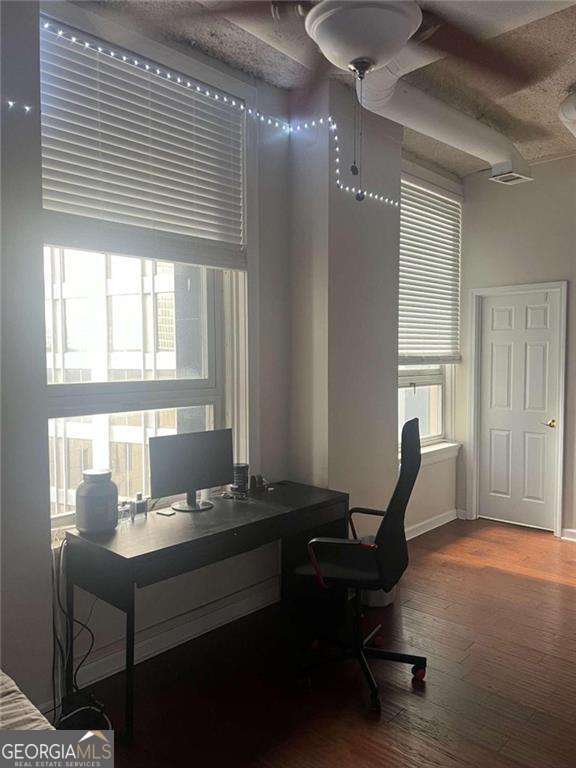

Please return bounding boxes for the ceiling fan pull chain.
[356,77,365,202]
[351,85,359,177]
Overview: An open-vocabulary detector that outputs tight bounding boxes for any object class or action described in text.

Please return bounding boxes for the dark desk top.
[66,482,348,563]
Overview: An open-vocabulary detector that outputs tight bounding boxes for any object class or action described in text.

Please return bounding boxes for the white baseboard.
[405,509,458,541]
[40,577,279,714]
[561,529,576,542]
[457,508,476,520]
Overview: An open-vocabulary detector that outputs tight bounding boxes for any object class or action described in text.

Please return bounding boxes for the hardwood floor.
[93,519,576,767]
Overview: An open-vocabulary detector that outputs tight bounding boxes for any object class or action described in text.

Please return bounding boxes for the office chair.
[293,418,426,710]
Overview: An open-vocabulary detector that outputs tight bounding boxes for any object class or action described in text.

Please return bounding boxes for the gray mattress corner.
[0,671,54,730]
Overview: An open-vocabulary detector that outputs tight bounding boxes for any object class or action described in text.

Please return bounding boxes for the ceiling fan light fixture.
[305,0,422,73]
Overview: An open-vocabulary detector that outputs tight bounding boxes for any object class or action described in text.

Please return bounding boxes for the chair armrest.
[307,537,378,589]
[348,507,387,540]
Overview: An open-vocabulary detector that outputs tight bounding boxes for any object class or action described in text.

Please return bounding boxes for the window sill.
[399,441,460,468]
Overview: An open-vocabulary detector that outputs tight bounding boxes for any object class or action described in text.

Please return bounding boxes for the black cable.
[51,575,59,723]
[57,705,112,730]
[51,548,58,722]
[55,540,97,693]
[54,496,159,705]
[55,539,72,680]
[51,543,67,723]
[74,597,98,642]
[73,620,95,692]
[148,496,164,512]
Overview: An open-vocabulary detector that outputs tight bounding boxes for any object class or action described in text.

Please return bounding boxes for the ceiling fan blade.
[414,9,539,88]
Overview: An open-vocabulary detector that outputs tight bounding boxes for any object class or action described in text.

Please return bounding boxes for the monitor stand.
[172,490,213,513]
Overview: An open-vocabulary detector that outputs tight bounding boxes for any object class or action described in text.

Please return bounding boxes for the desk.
[65,481,348,740]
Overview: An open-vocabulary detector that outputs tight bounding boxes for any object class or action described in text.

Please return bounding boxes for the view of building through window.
[44,246,227,521]
[49,406,212,519]
[44,247,207,384]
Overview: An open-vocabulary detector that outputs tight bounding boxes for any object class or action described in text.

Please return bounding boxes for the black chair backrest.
[375,418,421,591]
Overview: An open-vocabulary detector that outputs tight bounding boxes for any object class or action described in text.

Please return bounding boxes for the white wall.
[326,84,402,528]
[1,0,53,709]
[408,453,458,533]
[288,86,459,537]
[455,158,576,527]
[289,81,402,536]
[288,86,331,486]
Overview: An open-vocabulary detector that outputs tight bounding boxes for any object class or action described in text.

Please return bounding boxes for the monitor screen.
[149,429,234,499]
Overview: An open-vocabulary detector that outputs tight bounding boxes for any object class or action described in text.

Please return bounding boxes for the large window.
[44,245,243,527]
[40,18,250,527]
[398,179,461,445]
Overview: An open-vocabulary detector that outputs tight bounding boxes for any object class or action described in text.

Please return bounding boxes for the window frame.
[46,246,229,529]
[41,3,258,528]
[45,246,223,413]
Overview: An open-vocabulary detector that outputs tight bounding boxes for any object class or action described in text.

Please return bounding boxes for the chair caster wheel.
[411,665,426,682]
[369,693,381,712]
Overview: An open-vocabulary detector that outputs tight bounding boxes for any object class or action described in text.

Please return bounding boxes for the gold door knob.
[543,419,557,428]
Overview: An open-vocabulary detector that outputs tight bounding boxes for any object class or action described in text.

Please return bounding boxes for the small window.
[398,365,445,445]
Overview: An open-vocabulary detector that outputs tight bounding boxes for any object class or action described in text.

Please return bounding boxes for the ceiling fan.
[187,0,543,93]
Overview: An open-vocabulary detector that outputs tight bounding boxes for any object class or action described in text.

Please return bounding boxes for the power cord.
[148,496,163,512]
[51,545,66,723]
[50,496,161,726]
[57,705,112,730]
[53,541,97,691]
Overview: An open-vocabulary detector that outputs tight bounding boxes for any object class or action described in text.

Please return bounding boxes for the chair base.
[363,623,427,668]
[350,622,427,710]
[298,593,427,711]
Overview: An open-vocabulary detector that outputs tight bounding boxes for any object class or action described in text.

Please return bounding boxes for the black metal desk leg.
[124,591,135,742]
[65,578,74,696]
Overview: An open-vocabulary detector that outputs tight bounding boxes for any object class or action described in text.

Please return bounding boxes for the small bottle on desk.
[129,492,148,522]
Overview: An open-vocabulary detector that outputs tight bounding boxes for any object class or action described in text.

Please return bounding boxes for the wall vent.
[489,171,533,185]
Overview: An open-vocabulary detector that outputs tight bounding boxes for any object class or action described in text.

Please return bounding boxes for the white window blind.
[399,180,461,365]
[39,21,246,262]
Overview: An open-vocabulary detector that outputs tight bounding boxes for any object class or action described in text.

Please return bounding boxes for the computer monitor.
[149,428,234,512]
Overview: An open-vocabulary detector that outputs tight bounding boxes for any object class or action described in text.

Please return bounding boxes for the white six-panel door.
[479,289,562,530]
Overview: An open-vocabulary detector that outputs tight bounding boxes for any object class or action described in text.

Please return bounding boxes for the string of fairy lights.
[4,20,399,208]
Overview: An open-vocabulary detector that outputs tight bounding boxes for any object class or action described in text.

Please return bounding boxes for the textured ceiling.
[78,1,576,177]
[403,3,576,176]
[79,1,313,88]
